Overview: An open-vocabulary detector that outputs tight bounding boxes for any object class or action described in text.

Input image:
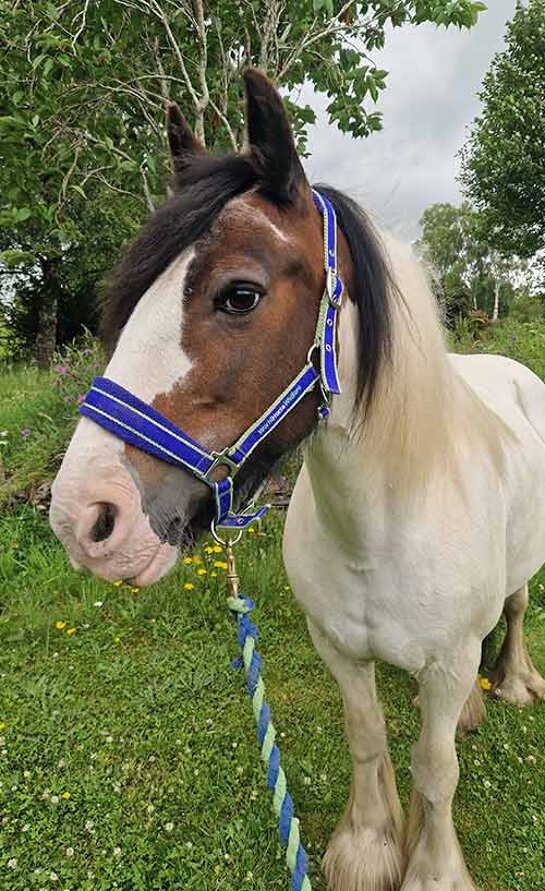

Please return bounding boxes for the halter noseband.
[79,190,343,534]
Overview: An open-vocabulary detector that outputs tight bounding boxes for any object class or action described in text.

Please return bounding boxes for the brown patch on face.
[172,193,322,442]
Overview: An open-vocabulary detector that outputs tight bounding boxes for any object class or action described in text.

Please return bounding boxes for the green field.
[1,322,544,891]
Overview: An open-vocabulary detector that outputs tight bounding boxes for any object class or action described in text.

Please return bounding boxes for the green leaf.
[15,207,32,222]
[70,184,87,199]
[0,247,34,267]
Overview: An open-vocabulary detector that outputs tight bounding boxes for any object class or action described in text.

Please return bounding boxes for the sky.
[303,1,518,241]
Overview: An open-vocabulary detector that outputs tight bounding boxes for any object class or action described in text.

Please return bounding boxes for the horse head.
[49,70,362,584]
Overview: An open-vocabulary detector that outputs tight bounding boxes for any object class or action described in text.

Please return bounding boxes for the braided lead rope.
[228,592,312,891]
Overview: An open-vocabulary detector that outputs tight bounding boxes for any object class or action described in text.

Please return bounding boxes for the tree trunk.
[34,258,59,369]
[492,280,500,321]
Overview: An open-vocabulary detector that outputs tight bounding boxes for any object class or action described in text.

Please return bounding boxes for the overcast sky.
[303,1,517,241]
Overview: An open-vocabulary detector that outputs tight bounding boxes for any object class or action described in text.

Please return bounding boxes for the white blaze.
[106,249,194,401]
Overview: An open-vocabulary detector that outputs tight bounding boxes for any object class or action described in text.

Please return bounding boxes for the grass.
[1,321,545,891]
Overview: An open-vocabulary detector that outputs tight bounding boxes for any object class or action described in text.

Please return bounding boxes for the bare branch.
[70,0,91,47]
[96,172,146,205]
[209,98,238,150]
[278,0,359,80]
[140,166,156,211]
[191,0,209,143]
[154,36,170,102]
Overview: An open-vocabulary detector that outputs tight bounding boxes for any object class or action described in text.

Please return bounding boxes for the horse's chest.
[282,532,428,671]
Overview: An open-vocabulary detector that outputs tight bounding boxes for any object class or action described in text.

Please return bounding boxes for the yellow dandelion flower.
[213,561,228,570]
[62,791,71,800]
[212,545,222,554]
[479,676,492,691]
[113,579,123,588]
[131,587,140,594]
[66,627,77,636]
[0,722,5,731]
[204,546,214,555]
[114,635,121,643]
[248,527,256,534]
[184,582,194,591]
[197,568,207,576]
[183,557,192,565]
[55,621,66,630]
[192,555,202,565]
[211,572,217,578]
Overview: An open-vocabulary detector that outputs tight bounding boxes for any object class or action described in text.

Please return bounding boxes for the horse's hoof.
[323,823,403,891]
[492,667,545,706]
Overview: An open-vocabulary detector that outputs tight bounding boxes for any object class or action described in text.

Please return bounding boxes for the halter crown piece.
[80,190,343,534]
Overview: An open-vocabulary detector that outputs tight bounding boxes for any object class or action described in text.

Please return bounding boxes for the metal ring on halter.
[210,520,244,547]
[306,342,320,366]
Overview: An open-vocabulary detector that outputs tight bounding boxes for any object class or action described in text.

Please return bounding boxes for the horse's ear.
[243,68,307,204]
[166,102,205,171]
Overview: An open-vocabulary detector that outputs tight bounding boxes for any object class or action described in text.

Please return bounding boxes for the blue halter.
[80,189,343,533]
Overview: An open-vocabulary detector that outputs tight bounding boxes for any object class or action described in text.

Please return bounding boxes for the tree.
[417,202,530,323]
[460,0,545,263]
[0,0,486,364]
[0,192,140,361]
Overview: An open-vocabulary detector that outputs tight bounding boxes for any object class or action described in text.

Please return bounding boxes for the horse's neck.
[303,236,502,534]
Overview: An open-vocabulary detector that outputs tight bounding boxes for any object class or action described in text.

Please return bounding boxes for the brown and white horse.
[50,70,545,891]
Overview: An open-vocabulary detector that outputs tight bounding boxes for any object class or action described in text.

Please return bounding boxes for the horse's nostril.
[91,502,117,543]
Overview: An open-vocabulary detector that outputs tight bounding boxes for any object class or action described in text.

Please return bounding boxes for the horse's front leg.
[403,641,481,891]
[308,620,404,891]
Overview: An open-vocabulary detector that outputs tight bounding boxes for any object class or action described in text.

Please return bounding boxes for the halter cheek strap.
[79,189,343,531]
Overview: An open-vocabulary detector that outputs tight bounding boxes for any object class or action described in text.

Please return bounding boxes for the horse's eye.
[216,284,263,315]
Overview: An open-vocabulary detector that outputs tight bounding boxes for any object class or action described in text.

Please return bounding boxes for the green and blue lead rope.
[228,594,312,891]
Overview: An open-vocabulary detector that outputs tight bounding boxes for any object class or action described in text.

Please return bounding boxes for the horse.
[50,69,545,891]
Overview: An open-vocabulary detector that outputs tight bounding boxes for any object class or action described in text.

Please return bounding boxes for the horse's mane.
[100,161,393,421]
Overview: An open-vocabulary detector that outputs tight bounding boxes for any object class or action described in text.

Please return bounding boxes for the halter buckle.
[203,449,240,483]
[326,268,343,308]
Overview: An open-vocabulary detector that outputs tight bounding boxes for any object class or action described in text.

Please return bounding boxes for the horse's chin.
[128,541,180,586]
